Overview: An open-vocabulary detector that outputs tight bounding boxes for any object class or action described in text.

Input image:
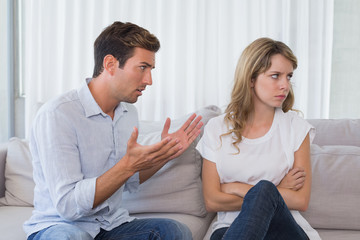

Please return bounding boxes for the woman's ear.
[250,78,255,87]
[103,55,117,75]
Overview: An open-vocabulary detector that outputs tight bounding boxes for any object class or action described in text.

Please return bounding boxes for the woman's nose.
[280,77,290,90]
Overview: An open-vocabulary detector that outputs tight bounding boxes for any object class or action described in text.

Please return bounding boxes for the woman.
[196,38,321,239]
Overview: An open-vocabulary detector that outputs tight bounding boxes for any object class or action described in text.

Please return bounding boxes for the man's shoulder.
[37,89,80,116]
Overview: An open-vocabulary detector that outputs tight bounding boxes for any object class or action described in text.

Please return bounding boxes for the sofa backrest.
[308,119,360,147]
[302,118,360,231]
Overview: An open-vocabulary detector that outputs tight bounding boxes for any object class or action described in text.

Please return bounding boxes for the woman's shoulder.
[206,113,227,126]
[203,113,229,135]
[276,108,315,143]
[277,108,307,124]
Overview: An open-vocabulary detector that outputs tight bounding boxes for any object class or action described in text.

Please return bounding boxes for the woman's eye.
[287,75,293,80]
[271,74,278,79]
[140,66,146,70]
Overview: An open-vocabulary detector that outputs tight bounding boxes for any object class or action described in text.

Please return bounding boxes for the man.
[24,21,202,240]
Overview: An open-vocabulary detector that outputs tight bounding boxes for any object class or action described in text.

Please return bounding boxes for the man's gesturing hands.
[123,113,203,174]
[161,113,203,160]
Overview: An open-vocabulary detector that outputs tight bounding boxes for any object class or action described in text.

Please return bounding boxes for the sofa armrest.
[0,142,7,198]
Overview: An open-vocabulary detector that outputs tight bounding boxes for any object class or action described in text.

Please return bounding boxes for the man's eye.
[140,66,146,70]
[271,74,278,79]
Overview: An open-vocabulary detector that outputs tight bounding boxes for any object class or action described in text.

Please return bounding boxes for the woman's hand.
[221,182,252,198]
[278,167,306,191]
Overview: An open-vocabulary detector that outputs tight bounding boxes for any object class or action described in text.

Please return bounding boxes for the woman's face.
[251,54,294,110]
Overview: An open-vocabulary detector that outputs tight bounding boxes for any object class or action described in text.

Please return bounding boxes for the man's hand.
[123,127,182,173]
[161,113,203,160]
[278,167,306,191]
[94,127,183,208]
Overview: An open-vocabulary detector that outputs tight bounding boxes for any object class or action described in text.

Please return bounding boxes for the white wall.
[330,0,360,118]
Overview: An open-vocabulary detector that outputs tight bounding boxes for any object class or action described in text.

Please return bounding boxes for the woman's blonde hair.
[223,37,297,152]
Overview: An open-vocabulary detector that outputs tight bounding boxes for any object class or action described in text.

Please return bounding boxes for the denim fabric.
[28,218,192,240]
[211,180,309,240]
[27,224,93,240]
[95,218,192,240]
[210,227,228,240]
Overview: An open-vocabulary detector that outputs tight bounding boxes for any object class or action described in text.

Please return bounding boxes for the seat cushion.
[0,206,34,240]
[317,229,360,240]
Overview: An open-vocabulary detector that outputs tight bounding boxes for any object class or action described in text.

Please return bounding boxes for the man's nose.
[143,71,152,85]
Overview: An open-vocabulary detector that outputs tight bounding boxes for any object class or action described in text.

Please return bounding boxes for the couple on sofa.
[25,21,320,240]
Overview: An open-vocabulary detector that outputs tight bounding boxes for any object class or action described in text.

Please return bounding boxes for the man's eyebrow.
[140,62,155,69]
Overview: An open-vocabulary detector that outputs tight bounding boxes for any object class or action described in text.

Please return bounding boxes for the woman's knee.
[257,180,276,189]
[249,180,280,200]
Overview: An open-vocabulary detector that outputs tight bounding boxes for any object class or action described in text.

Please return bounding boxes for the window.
[0,0,13,142]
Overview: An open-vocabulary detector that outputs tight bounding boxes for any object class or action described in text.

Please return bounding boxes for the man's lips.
[136,88,145,95]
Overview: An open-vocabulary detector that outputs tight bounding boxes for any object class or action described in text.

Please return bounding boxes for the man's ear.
[103,54,117,75]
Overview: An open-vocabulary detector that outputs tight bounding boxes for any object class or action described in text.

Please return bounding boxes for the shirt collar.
[78,78,128,118]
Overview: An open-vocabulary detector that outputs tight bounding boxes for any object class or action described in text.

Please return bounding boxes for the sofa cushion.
[316,229,360,240]
[122,105,221,217]
[0,138,35,207]
[308,119,360,147]
[0,206,33,240]
[301,144,360,230]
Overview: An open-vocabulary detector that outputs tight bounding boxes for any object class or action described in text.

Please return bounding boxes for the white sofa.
[1,105,360,240]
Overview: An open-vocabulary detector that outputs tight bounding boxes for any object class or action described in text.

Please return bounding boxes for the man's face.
[111,47,155,103]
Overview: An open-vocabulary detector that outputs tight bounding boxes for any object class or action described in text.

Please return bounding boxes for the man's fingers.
[128,127,139,146]
[181,113,196,129]
[147,138,182,162]
[187,129,202,144]
[147,136,173,154]
[185,115,203,134]
[161,118,171,137]
[188,117,203,134]
[180,113,199,132]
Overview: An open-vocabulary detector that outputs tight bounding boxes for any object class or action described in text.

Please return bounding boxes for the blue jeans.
[28,218,192,240]
[210,180,309,240]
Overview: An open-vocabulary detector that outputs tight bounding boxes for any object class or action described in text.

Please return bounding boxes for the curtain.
[21,0,334,137]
